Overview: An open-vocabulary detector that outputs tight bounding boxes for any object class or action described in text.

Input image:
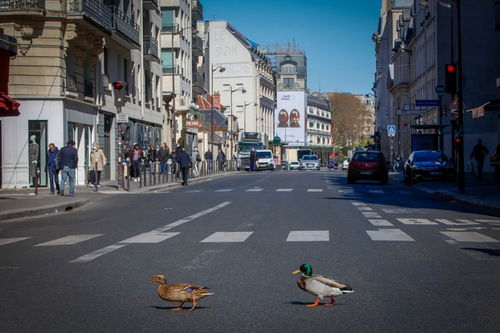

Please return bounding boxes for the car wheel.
[347,176,355,184]
[404,172,412,185]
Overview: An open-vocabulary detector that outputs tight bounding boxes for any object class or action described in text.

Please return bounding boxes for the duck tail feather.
[340,285,354,294]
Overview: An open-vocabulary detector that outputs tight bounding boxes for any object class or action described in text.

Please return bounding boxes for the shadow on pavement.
[462,248,500,257]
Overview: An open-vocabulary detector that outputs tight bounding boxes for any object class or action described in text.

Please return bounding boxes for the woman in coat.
[90,143,107,187]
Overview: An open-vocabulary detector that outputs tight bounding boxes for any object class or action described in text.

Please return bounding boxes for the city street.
[1,170,500,332]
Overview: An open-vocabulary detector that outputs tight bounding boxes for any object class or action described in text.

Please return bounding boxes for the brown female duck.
[148,274,213,311]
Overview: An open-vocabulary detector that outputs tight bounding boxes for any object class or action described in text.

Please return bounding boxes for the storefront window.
[28,120,47,187]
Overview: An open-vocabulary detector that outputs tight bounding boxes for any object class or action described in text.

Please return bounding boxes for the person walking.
[130,144,144,182]
[90,143,107,189]
[46,143,60,194]
[205,149,213,173]
[191,148,201,176]
[57,140,78,196]
[170,149,177,178]
[249,147,257,172]
[176,146,191,186]
[470,139,489,180]
[158,143,170,175]
[217,150,226,172]
[490,144,500,185]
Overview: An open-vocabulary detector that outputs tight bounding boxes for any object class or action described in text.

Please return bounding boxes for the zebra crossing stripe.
[200,232,253,243]
[440,231,499,243]
[276,188,293,192]
[286,230,329,242]
[352,202,366,206]
[35,234,103,246]
[366,229,414,241]
[246,188,263,192]
[307,189,323,192]
[368,219,393,226]
[215,189,233,192]
[357,207,373,211]
[362,212,382,218]
[0,237,30,246]
[121,232,179,244]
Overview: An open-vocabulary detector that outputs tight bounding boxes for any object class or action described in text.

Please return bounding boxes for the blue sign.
[387,125,396,137]
[415,99,440,107]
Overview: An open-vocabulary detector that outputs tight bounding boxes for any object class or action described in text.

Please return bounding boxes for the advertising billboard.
[275,91,306,146]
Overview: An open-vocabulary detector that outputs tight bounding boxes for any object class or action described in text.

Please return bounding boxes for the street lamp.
[223,83,246,160]
[211,65,225,154]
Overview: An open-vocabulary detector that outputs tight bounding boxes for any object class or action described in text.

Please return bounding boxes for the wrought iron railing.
[143,35,158,58]
[67,0,113,31]
[110,6,139,46]
[0,0,45,9]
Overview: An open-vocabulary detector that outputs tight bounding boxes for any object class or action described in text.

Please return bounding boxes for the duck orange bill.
[292,269,301,275]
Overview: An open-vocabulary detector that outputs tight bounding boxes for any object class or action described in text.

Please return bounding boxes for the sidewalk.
[389,171,500,211]
[0,171,236,222]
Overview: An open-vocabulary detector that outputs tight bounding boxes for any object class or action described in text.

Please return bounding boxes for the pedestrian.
[90,143,107,189]
[249,147,257,171]
[46,143,60,194]
[205,149,213,173]
[191,148,201,176]
[158,143,170,175]
[170,149,177,177]
[130,144,144,182]
[176,146,191,186]
[147,144,157,168]
[57,140,78,196]
[470,139,489,180]
[217,150,226,172]
[490,144,500,185]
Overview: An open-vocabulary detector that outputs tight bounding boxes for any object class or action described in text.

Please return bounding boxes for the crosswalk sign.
[387,125,396,137]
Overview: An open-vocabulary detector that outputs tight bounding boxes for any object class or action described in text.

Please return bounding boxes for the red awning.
[0,93,20,116]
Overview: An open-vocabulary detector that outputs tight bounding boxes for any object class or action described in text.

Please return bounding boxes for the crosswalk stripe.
[368,219,394,226]
[286,230,329,242]
[440,231,499,243]
[246,188,263,192]
[121,232,179,244]
[352,202,366,206]
[357,207,373,211]
[70,244,126,263]
[307,189,323,192]
[35,234,103,246]
[276,188,293,192]
[339,189,354,193]
[397,218,437,225]
[366,229,414,241]
[362,212,382,218]
[187,190,204,193]
[0,237,30,246]
[369,190,385,194]
[215,189,233,192]
[200,232,253,243]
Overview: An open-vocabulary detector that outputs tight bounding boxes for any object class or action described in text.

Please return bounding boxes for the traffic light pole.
[456,0,465,193]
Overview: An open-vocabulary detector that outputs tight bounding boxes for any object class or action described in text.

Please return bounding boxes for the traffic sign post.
[387,125,396,137]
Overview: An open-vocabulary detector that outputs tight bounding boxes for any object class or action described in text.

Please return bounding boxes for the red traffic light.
[112,81,124,90]
[455,137,461,144]
[446,64,456,73]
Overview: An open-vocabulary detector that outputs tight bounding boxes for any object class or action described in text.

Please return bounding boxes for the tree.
[325,93,372,149]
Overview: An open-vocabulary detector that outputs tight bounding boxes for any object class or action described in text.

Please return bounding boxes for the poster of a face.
[275,92,306,146]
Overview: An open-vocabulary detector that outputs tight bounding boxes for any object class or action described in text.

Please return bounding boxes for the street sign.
[440,105,448,117]
[387,125,396,137]
[116,114,129,123]
[186,120,202,128]
[435,84,445,97]
[415,99,440,107]
[449,96,466,120]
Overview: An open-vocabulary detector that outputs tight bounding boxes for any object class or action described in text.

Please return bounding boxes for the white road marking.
[382,208,417,214]
[35,234,102,246]
[436,219,479,226]
[368,190,385,194]
[184,249,224,270]
[286,230,329,242]
[397,218,438,225]
[352,202,366,206]
[307,189,323,192]
[200,231,253,243]
[121,232,179,244]
[276,188,293,192]
[215,189,233,192]
[70,201,231,263]
[368,219,394,226]
[246,188,263,192]
[0,237,30,246]
[366,229,415,241]
[362,212,382,218]
[475,219,500,224]
[338,189,354,193]
[357,207,373,211]
[187,190,203,193]
[440,231,499,243]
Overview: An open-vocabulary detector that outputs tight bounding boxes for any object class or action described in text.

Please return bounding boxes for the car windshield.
[290,161,299,165]
[352,152,384,162]
[257,151,272,158]
[302,155,318,161]
[414,151,448,162]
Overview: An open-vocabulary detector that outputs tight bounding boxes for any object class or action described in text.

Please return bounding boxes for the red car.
[347,151,388,185]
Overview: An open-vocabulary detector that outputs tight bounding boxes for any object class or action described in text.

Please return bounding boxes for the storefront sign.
[116,114,129,123]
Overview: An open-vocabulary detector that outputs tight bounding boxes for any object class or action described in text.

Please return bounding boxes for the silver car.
[300,155,320,170]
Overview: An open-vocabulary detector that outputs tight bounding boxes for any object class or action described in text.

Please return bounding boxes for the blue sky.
[203,0,381,95]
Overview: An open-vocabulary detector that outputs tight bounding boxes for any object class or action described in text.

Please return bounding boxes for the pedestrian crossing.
[181,188,413,194]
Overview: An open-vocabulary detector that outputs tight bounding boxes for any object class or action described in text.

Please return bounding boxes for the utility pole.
[456,0,465,193]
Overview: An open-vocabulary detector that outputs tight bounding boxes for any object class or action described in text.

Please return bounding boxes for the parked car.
[288,160,300,170]
[300,155,320,170]
[347,151,388,184]
[342,159,350,170]
[403,150,453,185]
[255,150,275,171]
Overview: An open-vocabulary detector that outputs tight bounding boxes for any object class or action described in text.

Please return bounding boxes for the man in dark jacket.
[249,147,257,171]
[47,143,60,194]
[470,139,489,180]
[158,143,170,174]
[205,149,213,173]
[57,140,78,196]
[175,146,191,186]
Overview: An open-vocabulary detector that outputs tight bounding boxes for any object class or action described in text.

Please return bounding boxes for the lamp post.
[223,83,246,160]
[210,65,225,154]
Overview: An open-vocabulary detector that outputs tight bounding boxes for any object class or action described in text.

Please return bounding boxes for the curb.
[0,198,90,222]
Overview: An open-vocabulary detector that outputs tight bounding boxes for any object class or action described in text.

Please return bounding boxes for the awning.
[0,93,20,117]
[467,99,500,119]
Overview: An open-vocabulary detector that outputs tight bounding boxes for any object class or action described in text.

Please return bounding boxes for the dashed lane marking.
[200,231,253,243]
[366,229,415,241]
[440,231,499,243]
[307,189,324,192]
[368,190,385,194]
[246,188,263,192]
[276,188,293,192]
[286,230,329,242]
[121,232,179,244]
[362,212,382,218]
[215,189,233,192]
[35,234,103,246]
[0,237,30,246]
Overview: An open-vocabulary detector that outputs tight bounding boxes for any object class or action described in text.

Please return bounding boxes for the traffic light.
[445,64,457,94]
[112,81,126,107]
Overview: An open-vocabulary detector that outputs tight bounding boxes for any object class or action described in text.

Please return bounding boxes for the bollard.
[139,160,144,188]
[125,162,130,191]
[34,161,39,195]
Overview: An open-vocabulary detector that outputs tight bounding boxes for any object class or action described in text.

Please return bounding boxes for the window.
[281,64,296,73]
[161,49,173,73]
[283,78,294,88]
[28,120,47,187]
[161,9,174,31]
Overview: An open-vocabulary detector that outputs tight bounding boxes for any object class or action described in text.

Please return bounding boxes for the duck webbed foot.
[171,303,184,311]
[325,296,335,306]
[307,297,321,307]
[188,297,197,311]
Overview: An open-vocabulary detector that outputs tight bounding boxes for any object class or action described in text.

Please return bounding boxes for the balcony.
[67,0,113,32]
[110,6,140,48]
[162,65,180,74]
[0,0,45,13]
[192,35,203,57]
[143,35,159,61]
[143,0,158,11]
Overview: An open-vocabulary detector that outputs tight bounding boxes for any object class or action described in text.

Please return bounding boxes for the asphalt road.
[1,169,499,332]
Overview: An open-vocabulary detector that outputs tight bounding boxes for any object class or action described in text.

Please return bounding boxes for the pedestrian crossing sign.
[387,125,396,137]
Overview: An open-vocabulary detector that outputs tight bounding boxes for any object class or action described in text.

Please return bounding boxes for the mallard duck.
[292,264,353,307]
[148,274,214,311]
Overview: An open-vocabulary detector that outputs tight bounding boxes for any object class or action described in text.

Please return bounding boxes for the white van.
[255,150,275,170]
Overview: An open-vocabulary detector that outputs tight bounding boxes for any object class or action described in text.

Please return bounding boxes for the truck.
[236,132,268,170]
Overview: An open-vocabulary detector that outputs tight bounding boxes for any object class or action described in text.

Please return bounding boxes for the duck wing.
[311,274,347,288]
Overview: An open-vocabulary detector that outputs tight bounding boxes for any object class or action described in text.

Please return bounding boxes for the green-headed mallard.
[292,264,353,307]
[148,274,214,311]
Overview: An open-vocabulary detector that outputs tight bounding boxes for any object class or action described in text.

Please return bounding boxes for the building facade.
[0,0,163,188]
[306,94,332,146]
